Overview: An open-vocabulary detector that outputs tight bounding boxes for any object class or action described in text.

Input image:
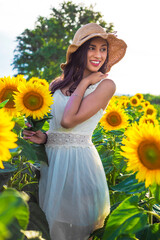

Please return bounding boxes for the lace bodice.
[47,80,105,137]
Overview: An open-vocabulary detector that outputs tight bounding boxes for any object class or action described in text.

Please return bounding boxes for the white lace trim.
[46,132,93,148]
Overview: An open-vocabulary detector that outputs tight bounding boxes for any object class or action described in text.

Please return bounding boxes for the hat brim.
[61,33,127,73]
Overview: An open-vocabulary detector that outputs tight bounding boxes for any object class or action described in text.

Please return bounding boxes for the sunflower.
[0,76,23,116]
[135,93,144,101]
[124,100,130,108]
[119,99,131,109]
[14,81,53,119]
[99,105,129,131]
[29,77,49,89]
[16,74,26,83]
[144,105,157,117]
[121,122,160,187]
[121,96,129,101]
[142,101,150,108]
[139,115,159,126]
[130,96,140,107]
[137,103,144,112]
[0,77,5,82]
[0,109,18,169]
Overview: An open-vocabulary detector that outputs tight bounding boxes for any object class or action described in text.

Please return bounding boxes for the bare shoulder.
[98,78,116,94]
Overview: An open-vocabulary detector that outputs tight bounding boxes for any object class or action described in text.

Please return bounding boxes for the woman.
[23,23,127,240]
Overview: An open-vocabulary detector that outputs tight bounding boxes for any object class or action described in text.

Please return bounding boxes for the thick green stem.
[10,166,29,186]
[148,189,154,224]
[112,167,116,186]
[146,210,160,222]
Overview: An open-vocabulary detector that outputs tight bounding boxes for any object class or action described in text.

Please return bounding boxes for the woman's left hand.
[23,129,47,144]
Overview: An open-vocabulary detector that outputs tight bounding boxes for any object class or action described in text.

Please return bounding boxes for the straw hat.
[61,22,127,73]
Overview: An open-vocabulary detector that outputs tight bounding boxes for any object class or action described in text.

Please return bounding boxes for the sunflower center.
[0,87,17,108]
[132,99,137,104]
[145,119,154,125]
[106,112,122,126]
[23,91,43,111]
[146,109,153,115]
[138,140,160,169]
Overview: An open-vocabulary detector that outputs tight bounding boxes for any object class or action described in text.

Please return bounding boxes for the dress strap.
[84,78,106,97]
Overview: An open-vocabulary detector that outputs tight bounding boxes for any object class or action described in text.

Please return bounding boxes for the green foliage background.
[12,1,114,81]
[1,1,160,239]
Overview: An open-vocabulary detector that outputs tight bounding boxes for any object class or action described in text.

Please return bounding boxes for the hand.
[23,129,47,144]
[84,72,108,85]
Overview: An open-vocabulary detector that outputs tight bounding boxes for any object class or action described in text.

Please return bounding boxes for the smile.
[90,60,101,66]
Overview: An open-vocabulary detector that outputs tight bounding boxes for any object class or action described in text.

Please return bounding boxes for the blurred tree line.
[143,94,160,105]
[12,1,114,82]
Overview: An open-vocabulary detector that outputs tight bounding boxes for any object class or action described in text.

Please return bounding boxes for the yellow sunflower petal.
[14,81,53,119]
[121,122,160,187]
[130,96,141,107]
[99,104,129,131]
[144,105,157,117]
[139,115,159,126]
[0,109,18,168]
[0,76,24,116]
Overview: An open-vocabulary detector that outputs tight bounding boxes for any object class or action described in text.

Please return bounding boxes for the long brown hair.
[50,38,108,96]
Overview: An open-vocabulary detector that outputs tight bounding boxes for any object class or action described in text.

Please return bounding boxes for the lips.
[90,60,101,67]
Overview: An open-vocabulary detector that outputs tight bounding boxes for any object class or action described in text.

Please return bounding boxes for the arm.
[61,74,116,129]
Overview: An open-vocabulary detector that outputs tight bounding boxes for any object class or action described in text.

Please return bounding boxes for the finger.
[23,136,31,140]
[25,122,32,127]
[23,131,35,136]
[36,130,42,134]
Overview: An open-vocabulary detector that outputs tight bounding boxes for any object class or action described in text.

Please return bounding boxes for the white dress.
[39,81,110,240]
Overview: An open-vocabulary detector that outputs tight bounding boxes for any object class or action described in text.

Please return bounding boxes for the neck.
[83,69,93,78]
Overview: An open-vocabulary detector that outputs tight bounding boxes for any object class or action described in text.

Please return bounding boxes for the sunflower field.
[0,75,160,240]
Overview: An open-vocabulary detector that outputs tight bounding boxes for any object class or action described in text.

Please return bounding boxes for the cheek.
[103,52,108,60]
[87,51,91,59]
[86,52,91,64]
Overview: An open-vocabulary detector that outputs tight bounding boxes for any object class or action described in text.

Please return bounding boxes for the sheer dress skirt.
[39,132,110,240]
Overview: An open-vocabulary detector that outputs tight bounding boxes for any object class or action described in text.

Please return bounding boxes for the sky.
[0,0,160,96]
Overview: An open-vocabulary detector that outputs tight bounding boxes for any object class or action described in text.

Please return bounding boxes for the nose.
[94,49,101,58]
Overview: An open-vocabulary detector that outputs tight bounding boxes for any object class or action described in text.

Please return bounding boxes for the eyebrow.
[89,44,107,47]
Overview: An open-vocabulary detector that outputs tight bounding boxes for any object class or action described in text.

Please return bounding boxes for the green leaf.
[7,218,24,240]
[27,114,53,132]
[13,116,25,135]
[42,120,50,132]
[0,188,29,240]
[17,138,48,164]
[21,182,39,202]
[17,137,38,161]
[0,99,9,108]
[117,234,138,240]
[136,223,160,240]
[0,162,17,189]
[102,196,148,240]
[153,204,160,216]
[31,144,48,164]
[110,173,146,194]
[27,202,51,240]
[150,184,160,205]
[92,128,104,143]
[0,162,17,174]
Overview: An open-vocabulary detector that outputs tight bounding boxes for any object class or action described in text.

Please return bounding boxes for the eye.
[100,48,107,52]
[88,46,95,50]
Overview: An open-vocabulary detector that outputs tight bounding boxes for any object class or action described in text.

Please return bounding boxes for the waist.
[46,132,93,148]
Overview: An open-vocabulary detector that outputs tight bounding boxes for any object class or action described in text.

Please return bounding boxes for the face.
[84,37,108,77]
